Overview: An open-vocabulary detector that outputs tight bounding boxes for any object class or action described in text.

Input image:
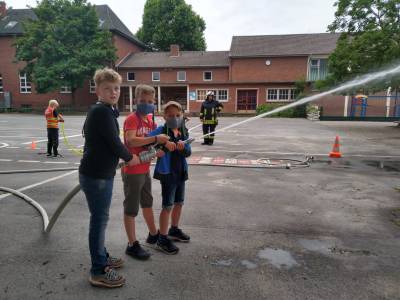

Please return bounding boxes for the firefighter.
[199,91,223,145]
[45,99,64,157]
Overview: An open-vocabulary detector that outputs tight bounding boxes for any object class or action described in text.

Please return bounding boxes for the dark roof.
[117,51,230,68]
[229,33,340,57]
[0,5,146,48]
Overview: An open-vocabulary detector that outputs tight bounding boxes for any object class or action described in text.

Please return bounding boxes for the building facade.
[0,2,145,111]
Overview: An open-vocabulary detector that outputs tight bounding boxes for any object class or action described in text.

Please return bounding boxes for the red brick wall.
[230,57,308,82]
[119,67,229,86]
[0,34,143,110]
[113,34,144,65]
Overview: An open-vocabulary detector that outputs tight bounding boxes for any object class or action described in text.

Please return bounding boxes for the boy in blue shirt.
[148,101,191,254]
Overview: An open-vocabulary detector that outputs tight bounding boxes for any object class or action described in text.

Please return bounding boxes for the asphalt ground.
[0,114,399,300]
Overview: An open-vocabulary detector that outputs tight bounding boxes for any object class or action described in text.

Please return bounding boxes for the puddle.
[211,259,233,267]
[240,260,258,269]
[257,248,299,269]
[298,239,332,255]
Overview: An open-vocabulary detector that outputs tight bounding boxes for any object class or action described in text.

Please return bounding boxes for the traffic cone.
[31,140,36,150]
[329,136,342,158]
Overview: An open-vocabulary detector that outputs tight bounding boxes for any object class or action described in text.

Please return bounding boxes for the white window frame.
[196,88,229,102]
[19,73,32,94]
[127,72,135,82]
[0,74,3,93]
[60,85,72,94]
[203,71,213,81]
[152,71,160,82]
[307,56,328,81]
[266,88,297,102]
[89,80,96,94]
[177,71,186,82]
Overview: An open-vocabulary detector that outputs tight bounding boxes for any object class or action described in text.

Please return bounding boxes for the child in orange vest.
[44,99,64,157]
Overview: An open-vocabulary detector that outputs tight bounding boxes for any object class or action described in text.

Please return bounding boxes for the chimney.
[0,2,6,18]
[170,44,180,57]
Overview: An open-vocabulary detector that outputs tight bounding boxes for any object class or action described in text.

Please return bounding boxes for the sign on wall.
[189,91,196,101]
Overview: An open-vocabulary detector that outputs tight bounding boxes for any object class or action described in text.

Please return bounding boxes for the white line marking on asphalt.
[21,134,82,145]
[0,159,13,162]
[0,142,9,148]
[17,160,40,163]
[44,161,70,164]
[0,170,77,200]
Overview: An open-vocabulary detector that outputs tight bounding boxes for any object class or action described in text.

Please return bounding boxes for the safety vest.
[200,100,223,125]
[45,107,58,129]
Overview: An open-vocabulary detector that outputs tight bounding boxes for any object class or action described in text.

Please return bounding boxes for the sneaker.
[146,231,159,245]
[106,255,124,269]
[168,227,190,243]
[89,267,125,288]
[156,236,179,255]
[46,153,52,157]
[125,241,151,260]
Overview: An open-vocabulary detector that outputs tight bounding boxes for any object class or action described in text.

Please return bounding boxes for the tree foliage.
[136,0,206,51]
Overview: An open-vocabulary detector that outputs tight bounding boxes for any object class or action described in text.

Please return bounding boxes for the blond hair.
[135,84,155,99]
[93,67,122,86]
[49,99,59,107]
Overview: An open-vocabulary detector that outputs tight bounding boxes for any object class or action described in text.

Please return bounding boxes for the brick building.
[1,1,397,118]
[0,2,145,111]
[117,34,341,114]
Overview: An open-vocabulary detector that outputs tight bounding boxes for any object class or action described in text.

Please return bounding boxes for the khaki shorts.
[122,172,153,217]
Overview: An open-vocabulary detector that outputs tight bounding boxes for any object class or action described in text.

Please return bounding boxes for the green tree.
[326,0,400,92]
[15,0,117,107]
[136,0,206,51]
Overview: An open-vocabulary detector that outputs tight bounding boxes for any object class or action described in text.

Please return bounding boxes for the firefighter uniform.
[45,105,62,156]
[200,93,223,145]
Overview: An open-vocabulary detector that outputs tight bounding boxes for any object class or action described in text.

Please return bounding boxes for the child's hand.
[165,141,176,152]
[156,134,169,144]
[127,155,140,166]
[156,149,165,158]
[176,141,185,151]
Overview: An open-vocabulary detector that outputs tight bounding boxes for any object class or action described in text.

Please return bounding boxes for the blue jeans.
[79,173,114,275]
[161,180,185,209]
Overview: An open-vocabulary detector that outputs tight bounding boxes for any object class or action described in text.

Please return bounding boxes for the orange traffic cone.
[329,136,342,158]
[31,140,37,150]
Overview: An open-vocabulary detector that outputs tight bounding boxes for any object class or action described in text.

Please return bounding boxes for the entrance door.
[237,90,257,111]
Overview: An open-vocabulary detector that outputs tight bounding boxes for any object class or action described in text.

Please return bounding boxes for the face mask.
[166,116,183,129]
[136,103,155,115]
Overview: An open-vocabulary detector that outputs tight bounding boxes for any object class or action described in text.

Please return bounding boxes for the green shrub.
[256,102,306,118]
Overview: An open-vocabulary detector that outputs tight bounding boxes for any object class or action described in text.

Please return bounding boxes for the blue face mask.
[166,116,183,129]
[136,103,155,115]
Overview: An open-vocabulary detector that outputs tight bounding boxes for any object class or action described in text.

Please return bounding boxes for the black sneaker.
[125,241,151,260]
[168,227,190,243]
[146,232,159,245]
[156,236,179,255]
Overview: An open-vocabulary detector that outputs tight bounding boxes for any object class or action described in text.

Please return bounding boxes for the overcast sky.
[9,0,338,50]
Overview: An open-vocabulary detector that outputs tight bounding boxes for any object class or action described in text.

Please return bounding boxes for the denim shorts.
[161,180,185,209]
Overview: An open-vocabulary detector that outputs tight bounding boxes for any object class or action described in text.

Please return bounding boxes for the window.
[203,71,212,81]
[19,73,31,93]
[197,89,207,101]
[279,89,289,100]
[60,86,72,93]
[196,89,228,102]
[127,72,135,81]
[152,71,160,81]
[177,71,186,81]
[89,80,96,94]
[267,89,278,100]
[0,74,3,93]
[267,88,298,101]
[217,90,228,101]
[290,89,298,100]
[308,58,328,81]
